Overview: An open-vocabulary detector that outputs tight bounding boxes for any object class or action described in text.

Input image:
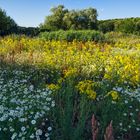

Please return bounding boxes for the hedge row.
[39,30,105,42]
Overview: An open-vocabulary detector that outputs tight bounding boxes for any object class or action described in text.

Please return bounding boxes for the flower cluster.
[107,90,119,100]
[0,35,140,139]
[0,37,139,86]
[76,80,97,100]
[0,68,54,140]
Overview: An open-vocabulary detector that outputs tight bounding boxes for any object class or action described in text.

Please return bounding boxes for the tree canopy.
[0,6,140,36]
[40,5,98,31]
[98,18,140,35]
[0,8,17,35]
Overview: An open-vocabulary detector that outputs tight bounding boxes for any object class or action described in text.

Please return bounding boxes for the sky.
[0,0,140,27]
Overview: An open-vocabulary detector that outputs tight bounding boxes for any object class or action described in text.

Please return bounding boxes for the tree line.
[98,18,140,35]
[0,8,17,36]
[0,5,140,36]
[0,8,39,36]
[40,5,98,31]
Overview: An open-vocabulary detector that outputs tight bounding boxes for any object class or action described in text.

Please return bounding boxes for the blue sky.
[0,0,140,27]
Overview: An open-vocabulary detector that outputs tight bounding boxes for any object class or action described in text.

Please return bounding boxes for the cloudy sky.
[0,0,140,27]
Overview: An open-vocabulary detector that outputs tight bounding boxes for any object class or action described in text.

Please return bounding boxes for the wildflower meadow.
[0,33,140,139]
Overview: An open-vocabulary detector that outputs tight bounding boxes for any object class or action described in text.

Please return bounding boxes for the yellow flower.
[107,91,119,100]
[76,80,96,100]
[47,84,60,91]
[86,89,97,100]
[58,78,64,84]
[63,68,77,78]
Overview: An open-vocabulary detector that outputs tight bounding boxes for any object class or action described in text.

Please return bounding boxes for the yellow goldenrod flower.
[107,91,119,100]
[47,84,60,91]
[76,80,96,100]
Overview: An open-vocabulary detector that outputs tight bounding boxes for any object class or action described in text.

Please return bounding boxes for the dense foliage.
[40,5,140,35]
[40,5,98,31]
[0,35,140,139]
[39,30,105,42]
[16,26,40,36]
[0,6,140,37]
[0,8,39,36]
[98,18,140,35]
[0,8,17,36]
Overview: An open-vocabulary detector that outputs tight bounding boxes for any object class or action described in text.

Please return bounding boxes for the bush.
[39,30,105,42]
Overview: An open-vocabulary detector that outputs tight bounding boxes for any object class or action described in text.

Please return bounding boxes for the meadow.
[0,32,140,140]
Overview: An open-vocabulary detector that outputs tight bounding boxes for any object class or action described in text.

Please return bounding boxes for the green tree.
[0,8,17,35]
[41,5,98,31]
[40,5,68,31]
[114,19,135,33]
[63,10,79,30]
[98,20,115,33]
[135,20,140,35]
[98,17,140,35]
[83,8,98,29]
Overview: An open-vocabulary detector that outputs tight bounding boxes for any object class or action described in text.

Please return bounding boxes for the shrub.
[39,30,105,42]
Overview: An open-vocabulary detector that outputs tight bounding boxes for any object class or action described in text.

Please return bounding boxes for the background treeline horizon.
[0,5,140,36]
